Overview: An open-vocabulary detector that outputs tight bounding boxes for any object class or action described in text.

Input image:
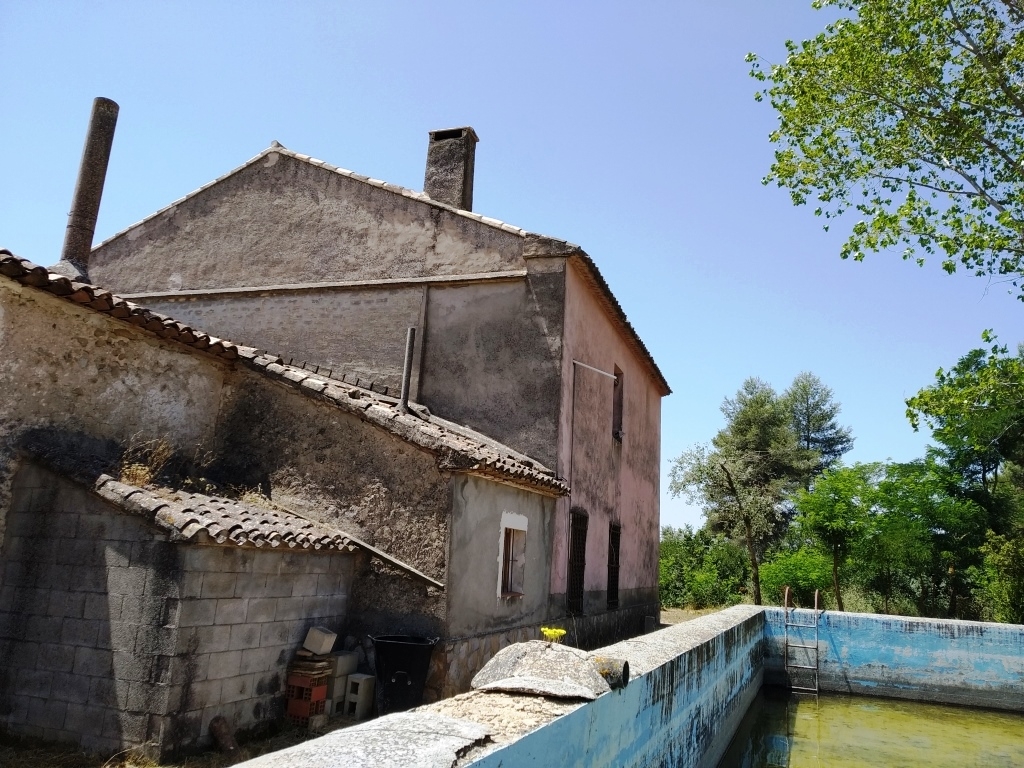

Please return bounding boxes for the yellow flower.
[540,627,566,643]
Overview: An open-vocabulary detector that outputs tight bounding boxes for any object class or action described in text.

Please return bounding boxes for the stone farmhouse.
[0,127,668,756]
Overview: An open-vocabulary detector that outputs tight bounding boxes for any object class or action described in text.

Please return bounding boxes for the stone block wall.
[0,464,182,754]
[0,462,356,758]
[164,545,354,753]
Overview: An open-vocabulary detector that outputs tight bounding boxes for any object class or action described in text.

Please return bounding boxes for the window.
[567,508,588,614]
[497,512,528,598]
[607,523,621,609]
[612,366,624,442]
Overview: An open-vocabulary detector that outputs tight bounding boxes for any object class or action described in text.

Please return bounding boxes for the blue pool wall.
[468,604,764,768]
[763,607,1024,711]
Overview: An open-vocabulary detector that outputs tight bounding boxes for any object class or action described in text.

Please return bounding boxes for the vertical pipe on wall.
[399,327,417,413]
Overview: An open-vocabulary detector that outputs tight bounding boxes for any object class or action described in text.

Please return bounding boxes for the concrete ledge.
[236,712,490,768]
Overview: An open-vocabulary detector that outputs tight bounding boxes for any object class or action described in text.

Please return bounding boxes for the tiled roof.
[0,249,568,496]
[92,144,670,396]
[96,475,362,551]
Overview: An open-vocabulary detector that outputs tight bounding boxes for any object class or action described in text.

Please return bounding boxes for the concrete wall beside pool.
[467,604,765,768]
[764,608,1024,711]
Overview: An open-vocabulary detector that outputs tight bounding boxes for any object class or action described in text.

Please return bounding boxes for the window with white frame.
[497,512,528,598]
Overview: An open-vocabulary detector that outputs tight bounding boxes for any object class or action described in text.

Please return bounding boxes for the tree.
[784,372,855,483]
[906,334,1024,495]
[976,528,1024,623]
[874,459,989,617]
[659,526,749,609]
[750,0,1024,297]
[795,463,879,609]
[670,378,816,604]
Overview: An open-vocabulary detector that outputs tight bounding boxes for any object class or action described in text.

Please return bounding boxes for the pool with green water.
[718,688,1024,767]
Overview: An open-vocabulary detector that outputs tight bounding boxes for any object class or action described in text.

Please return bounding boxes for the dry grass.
[0,718,358,768]
[118,434,175,487]
[660,606,724,626]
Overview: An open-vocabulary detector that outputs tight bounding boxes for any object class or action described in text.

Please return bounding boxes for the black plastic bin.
[371,635,438,714]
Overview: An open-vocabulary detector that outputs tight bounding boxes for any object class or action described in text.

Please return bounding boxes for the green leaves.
[752,0,1024,297]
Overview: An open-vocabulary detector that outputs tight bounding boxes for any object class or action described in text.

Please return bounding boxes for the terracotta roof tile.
[1,249,568,496]
[95,475,363,552]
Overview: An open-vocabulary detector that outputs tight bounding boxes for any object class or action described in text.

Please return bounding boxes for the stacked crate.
[283,626,337,730]
[285,664,331,729]
[327,650,358,716]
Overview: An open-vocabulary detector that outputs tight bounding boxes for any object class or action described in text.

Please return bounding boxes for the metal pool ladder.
[783,587,821,696]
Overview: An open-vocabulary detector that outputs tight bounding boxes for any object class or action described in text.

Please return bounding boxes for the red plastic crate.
[287,697,326,718]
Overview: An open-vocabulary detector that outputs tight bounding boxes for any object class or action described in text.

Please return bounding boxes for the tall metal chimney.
[56,97,119,281]
[423,127,478,211]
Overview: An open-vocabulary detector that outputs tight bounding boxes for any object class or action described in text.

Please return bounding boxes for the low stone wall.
[763,607,1024,711]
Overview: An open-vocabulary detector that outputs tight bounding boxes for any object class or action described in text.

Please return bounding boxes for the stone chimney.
[424,127,478,211]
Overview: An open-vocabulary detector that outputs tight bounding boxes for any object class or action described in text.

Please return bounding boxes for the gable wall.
[89,153,525,294]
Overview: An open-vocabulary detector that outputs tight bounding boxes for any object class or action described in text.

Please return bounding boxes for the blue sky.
[3,1,1020,529]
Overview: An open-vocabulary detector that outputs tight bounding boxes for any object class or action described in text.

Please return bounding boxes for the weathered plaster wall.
[446,475,555,638]
[140,285,425,395]
[89,153,525,294]
[418,267,565,467]
[763,608,1024,711]
[550,260,662,617]
[210,372,451,637]
[0,280,226,540]
[0,278,450,644]
[466,606,764,768]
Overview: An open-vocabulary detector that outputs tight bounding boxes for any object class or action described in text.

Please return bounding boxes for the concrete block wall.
[164,546,354,753]
[763,607,1024,711]
[144,286,424,396]
[0,462,358,758]
[0,464,183,755]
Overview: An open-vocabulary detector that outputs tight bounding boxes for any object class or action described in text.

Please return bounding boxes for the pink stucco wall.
[550,260,662,601]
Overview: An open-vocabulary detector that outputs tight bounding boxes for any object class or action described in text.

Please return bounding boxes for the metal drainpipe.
[398,327,417,413]
[60,97,120,280]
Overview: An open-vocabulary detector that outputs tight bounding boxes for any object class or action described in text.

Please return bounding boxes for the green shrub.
[760,548,832,607]
[660,526,748,608]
